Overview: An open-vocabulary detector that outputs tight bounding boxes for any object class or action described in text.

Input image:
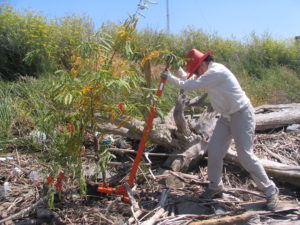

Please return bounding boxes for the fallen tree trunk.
[225,149,300,187]
[255,103,300,131]
[98,92,300,186]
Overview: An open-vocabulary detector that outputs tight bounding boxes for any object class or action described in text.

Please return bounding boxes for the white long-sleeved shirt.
[168,62,250,117]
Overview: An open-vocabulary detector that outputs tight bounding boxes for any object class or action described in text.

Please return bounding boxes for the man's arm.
[163,69,222,91]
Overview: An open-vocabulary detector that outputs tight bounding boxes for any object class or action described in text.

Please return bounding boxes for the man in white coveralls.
[161,48,279,210]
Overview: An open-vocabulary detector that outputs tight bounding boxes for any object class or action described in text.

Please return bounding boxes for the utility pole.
[166,0,170,32]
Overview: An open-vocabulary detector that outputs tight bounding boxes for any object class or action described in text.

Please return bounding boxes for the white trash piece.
[0,156,14,161]
[13,167,22,174]
[3,182,11,196]
[286,124,300,132]
[30,130,47,143]
[94,131,101,137]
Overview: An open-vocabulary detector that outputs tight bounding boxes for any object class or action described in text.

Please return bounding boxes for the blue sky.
[3,0,300,41]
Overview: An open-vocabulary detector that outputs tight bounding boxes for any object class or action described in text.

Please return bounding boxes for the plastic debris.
[3,182,11,196]
[286,124,300,132]
[102,135,114,144]
[0,156,14,161]
[30,130,47,143]
[13,167,22,174]
[95,131,101,137]
[29,170,45,182]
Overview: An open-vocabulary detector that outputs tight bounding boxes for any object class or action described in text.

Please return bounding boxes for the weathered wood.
[0,197,46,224]
[108,147,184,157]
[173,90,192,137]
[125,183,140,211]
[225,149,300,187]
[141,189,170,225]
[255,103,300,131]
[163,92,216,171]
[189,212,255,225]
[180,103,300,131]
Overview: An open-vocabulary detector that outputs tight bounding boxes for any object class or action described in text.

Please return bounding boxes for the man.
[161,48,279,210]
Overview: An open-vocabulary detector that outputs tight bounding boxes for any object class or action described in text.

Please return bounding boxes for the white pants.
[207,103,277,197]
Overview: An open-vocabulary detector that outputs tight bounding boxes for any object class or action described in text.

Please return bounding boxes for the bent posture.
[161,48,279,210]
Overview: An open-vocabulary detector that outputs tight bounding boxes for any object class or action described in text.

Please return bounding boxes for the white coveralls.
[167,62,277,197]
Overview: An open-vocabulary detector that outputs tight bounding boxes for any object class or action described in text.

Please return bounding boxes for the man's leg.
[207,117,232,191]
[230,104,278,209]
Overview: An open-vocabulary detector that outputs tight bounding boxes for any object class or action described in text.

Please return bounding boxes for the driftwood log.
[99,93,300,187]
[255,103,300,131]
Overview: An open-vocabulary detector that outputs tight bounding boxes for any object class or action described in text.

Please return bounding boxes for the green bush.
[0,4,94,80]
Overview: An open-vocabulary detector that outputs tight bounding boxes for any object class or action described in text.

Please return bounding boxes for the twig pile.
[254,132,300,166]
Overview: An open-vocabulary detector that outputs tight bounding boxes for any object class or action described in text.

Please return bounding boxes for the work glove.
[177,67,188,79]
[160,69,171,80]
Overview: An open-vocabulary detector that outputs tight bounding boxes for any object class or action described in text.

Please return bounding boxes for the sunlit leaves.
[141,50,160,66]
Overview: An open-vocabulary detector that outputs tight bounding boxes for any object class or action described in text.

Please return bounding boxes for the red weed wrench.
[97,54,174,201]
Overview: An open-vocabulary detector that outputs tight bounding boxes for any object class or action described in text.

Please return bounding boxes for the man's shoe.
[266,188,279,211]
[200,188,224,199]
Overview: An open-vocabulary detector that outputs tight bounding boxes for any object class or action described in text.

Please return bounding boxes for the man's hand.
[160,70,171,79]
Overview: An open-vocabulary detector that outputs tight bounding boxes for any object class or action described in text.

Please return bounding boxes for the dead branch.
[225,188,265,198]
[98,212,115,224]
[225,149,300,187]
[141,189,170,225]
[125,183,140,211]
[0,197,46,224]
[108,147,183,157]
[189,212,255,225]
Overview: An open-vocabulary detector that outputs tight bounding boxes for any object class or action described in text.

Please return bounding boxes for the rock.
[115,139,130,149]
[36,208,54,219]
[82,162,117,179]
[176,201,211,215]
[165,175,185,189]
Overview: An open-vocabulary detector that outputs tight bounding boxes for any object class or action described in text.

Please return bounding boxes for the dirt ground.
[0,131,299,225]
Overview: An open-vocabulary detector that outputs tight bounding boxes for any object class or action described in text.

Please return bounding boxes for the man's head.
[195,54,214,76]
[185,49,213,78]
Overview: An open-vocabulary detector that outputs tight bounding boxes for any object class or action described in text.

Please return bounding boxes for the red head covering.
[186,48,212,79]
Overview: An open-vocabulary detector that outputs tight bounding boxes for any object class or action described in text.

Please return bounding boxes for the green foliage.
[0,4,94,80]
[0,4,51,79]
[0,82,14,139]
[239,33,300,78]
[241,66,300,106]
